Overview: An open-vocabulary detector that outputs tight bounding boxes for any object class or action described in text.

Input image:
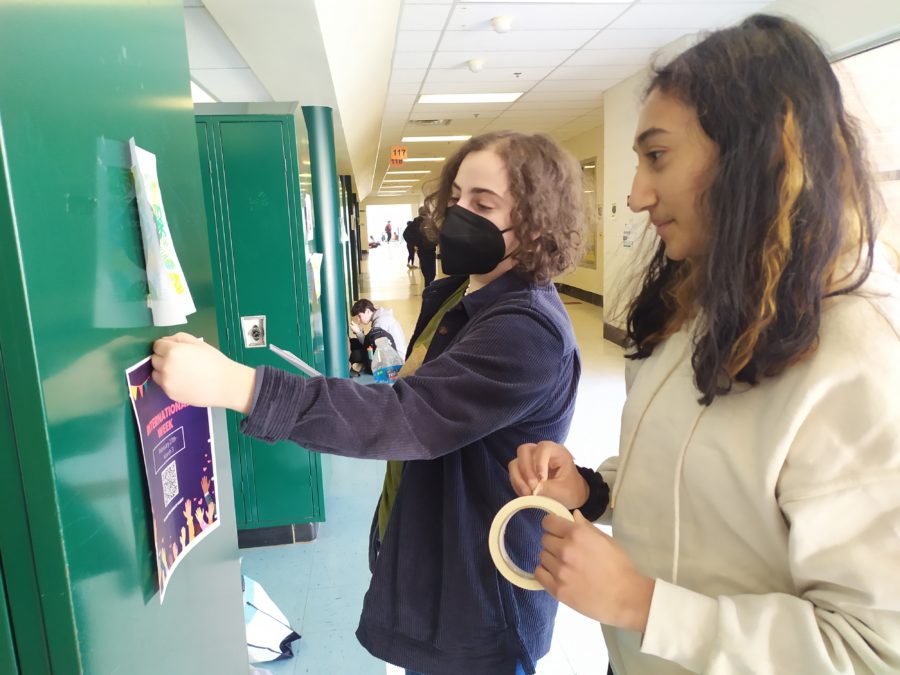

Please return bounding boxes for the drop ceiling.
[181,0,775,200]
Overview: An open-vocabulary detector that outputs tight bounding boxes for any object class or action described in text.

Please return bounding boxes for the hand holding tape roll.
[488,495,574,591]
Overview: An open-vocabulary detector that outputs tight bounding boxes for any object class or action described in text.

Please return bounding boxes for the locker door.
[214,118,321,527]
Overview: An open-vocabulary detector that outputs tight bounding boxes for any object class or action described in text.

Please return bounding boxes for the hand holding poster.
[126,356,219,602]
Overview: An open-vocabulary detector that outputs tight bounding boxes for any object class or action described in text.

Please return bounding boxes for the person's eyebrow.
[451,182,504,199]
[632,127,669,151]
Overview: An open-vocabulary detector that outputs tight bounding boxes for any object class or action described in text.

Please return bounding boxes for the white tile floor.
[243,241,625,674]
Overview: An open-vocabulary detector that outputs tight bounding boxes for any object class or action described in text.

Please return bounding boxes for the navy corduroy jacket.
[242,271,581,675]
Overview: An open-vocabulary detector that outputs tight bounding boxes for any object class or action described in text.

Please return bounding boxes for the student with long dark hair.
[152,131,587,674]
[510,15,900,674]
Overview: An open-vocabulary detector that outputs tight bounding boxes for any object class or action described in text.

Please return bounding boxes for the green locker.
[195,105,326,544]
[0,1,248,673]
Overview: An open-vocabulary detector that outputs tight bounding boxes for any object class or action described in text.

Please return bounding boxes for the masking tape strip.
[488,495,574,591]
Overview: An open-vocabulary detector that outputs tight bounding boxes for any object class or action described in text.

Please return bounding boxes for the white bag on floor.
[242,573,301,663]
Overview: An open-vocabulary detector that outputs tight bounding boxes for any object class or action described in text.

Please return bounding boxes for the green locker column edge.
[0,123,61,674]
[302,106,349,377]
[0,557,18,674]
[194,120,251,526]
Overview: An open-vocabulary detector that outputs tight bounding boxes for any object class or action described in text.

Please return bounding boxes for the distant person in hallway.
[410,205,438,286]
[509,14,900,675]
[402,218,418,269]
[151,130,589,675]
[347,298,407,375]
[383,220,392,242]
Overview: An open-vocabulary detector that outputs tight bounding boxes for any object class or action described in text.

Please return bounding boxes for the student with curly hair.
[510,14,900,675]
[152,131,589,674]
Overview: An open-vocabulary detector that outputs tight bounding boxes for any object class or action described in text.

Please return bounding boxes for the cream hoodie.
[597,262,900,674]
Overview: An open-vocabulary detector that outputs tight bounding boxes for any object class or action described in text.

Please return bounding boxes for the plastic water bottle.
[371,337,402,383]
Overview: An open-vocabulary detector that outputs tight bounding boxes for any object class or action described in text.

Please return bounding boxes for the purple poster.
[126,355,220,602]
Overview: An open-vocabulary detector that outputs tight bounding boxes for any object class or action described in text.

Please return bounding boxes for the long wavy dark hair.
[626,14,878,405]
[424,131,587,283]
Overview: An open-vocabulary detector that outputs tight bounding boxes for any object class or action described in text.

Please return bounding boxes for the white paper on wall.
[130,138,196,326]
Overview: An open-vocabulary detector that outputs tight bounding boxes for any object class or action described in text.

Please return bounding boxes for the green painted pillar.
[303,106,349,377]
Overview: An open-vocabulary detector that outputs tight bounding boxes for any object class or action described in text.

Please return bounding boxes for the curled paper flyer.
[126,356,220,602]
[130,138,196,326]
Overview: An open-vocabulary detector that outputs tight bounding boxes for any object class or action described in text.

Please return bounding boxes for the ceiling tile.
[391,68,428,83]
[391,81,425,95]
[564,47,655,66]
[529,78,618,92]
[420,80,536,94]
[546,64,638,80]
[399,3,453,30]
[610,2,768,30]
[385,94,418,109]
[518,90,604,103]
[393,51,435,69]
[431,50,574,68]
[461,0,631,4]
[425,66,553,83]
[439,29,598,52]
[412,102,513,115]
[396,30,443,52]
[585,27,687,49]
[447,3,630,31]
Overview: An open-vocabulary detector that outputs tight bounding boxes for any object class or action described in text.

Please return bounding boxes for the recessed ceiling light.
[403,157,445,162]
[402,135,471,143]
[418,93,521,104]
[387,170,431,175]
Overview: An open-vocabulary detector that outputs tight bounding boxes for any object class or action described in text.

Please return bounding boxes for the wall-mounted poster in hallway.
[126,356,220,602]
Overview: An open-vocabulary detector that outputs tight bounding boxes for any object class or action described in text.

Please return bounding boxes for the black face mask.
[439,205,513,276]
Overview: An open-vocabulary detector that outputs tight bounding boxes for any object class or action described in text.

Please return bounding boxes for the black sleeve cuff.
[575,465,610,521]
[239,366,310,443]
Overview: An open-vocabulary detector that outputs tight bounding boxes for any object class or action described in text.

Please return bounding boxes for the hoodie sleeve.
[240,304,573,460]
[639,296,900,673]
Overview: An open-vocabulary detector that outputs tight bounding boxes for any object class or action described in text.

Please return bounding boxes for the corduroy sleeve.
[240,305,573,461]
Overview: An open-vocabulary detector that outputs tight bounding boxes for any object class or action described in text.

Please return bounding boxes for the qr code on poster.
[161,461,179,506]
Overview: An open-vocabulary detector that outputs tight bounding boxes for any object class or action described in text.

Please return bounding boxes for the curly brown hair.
[424,131,588,283]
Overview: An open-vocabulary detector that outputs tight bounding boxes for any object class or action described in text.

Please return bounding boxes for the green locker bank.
[0,1,248,673]
[195,104,328,546]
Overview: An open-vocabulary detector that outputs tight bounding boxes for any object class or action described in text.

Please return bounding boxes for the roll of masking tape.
[488,495,575,591]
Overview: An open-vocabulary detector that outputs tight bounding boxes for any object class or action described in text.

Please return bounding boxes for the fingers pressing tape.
[488,495,574,591]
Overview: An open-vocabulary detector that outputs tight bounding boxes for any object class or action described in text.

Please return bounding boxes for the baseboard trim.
[555,283,603,308]
[603,322,628,348]
[237,522,319,549]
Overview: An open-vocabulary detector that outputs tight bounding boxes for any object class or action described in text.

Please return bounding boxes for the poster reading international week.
[126,356,219,602]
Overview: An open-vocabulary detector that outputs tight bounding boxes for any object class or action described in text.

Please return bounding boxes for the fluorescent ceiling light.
[404,157,445,162]
[299,173,312,177]
[418,93,522,104]
[190,80,216,103]
[402,135,471,143]
[583,164,596,169]
[387,170,431,175]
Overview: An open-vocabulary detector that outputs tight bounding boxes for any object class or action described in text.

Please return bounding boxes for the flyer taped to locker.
[126,355,219,602]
